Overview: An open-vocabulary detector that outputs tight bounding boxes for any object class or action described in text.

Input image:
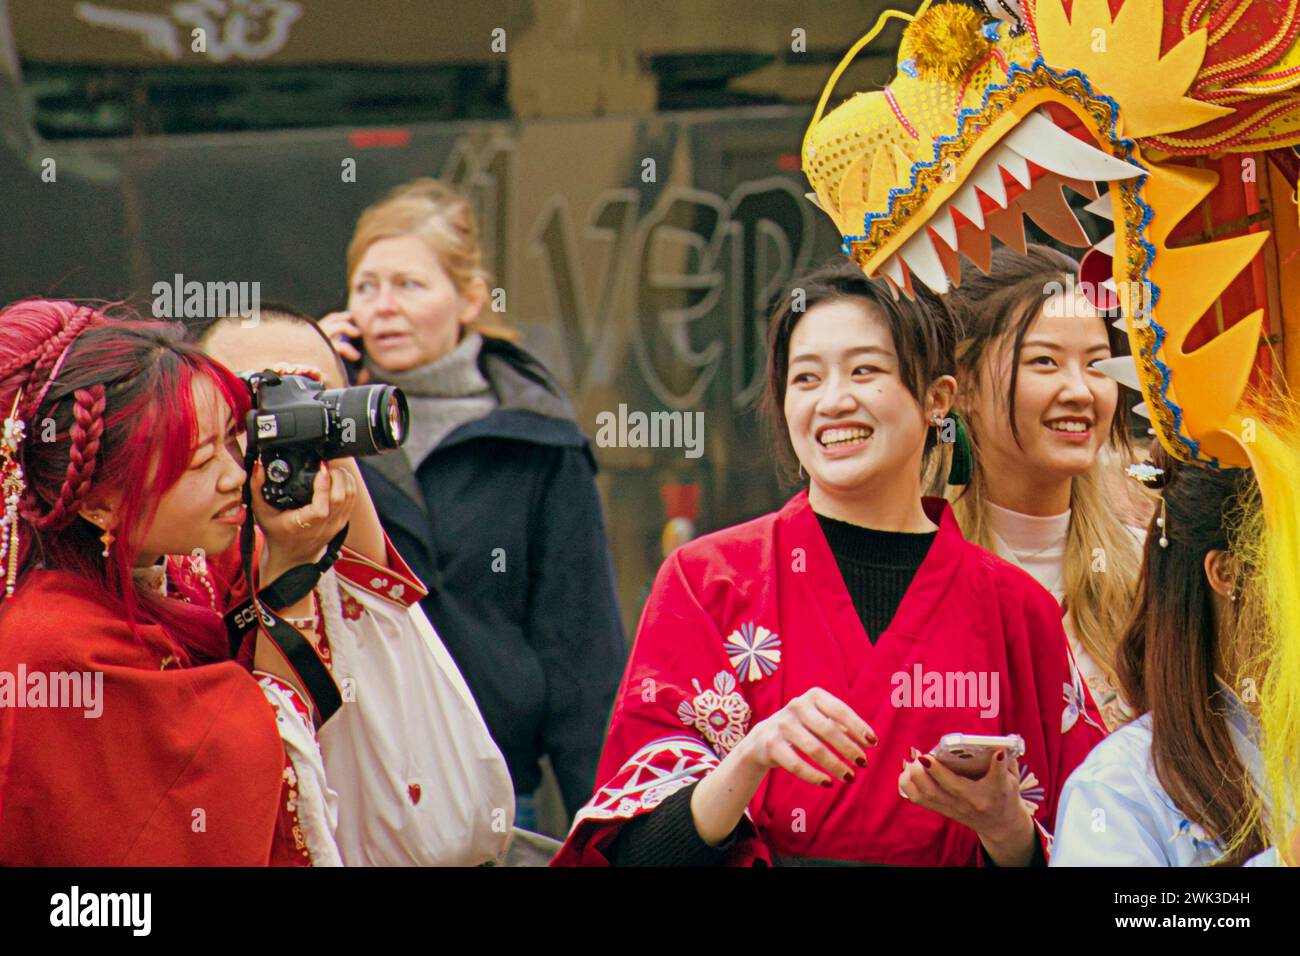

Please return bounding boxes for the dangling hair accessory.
[1125,460,1169,547]
[0,389,28,599]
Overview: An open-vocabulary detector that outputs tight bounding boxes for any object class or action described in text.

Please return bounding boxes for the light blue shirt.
[1051,690,1279,867]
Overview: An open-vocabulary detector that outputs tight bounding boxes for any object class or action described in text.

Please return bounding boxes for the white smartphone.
[931,733,1025,779]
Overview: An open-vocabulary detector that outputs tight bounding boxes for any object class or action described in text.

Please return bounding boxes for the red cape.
[0,569,285,865]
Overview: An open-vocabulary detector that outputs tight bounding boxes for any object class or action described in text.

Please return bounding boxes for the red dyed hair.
[0,299,252,663]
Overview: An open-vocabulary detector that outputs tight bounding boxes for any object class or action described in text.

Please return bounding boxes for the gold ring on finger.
[294,513,313,529]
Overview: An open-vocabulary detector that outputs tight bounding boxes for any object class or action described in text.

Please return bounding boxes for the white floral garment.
[1051,688,1280,867]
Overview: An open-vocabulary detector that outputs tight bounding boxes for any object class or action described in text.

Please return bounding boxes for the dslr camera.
[242,370,409,510]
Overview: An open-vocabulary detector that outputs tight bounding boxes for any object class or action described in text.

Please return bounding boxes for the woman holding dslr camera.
[0,298,510,865]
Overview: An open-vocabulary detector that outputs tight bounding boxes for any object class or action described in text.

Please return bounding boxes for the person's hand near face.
[318,311,362,363]
[201,325,391,565]
[250,364,360,585]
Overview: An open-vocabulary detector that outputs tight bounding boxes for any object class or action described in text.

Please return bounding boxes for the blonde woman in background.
[319,178,627,833]
[933,245,1146,731]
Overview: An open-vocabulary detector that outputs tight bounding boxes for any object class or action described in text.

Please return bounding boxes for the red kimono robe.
[553,492,1106,866]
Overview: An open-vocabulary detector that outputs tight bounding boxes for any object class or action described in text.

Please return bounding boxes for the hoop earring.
[798,463,807,482]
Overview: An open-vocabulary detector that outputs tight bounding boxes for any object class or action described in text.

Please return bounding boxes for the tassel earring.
[100,526,114,559]
[946,412,973,487]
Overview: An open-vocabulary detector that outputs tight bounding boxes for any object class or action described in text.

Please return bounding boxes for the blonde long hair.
[936,246,1142,690]
[346,177,517,342]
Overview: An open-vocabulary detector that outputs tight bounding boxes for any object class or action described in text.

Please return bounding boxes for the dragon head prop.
[803,0,1300,483]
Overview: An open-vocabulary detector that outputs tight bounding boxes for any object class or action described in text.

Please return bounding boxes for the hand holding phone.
[930,733,1024,780]
[319,310,363,362]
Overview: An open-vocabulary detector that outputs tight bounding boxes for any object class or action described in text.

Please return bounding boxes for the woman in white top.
[1052,454,1282,865]
[932,245,1146,730]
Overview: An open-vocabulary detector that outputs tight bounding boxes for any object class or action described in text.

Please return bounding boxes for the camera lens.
[387,395,404,444]
[322,384,409,457]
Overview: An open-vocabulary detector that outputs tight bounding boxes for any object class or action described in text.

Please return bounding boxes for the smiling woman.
[552,258,1106,867]
[934,245,1145,731]
[765,263,956,532]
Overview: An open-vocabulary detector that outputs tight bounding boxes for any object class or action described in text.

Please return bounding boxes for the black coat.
[357,338,627,817]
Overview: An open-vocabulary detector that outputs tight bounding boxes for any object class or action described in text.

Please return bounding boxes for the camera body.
[243,370,409,510]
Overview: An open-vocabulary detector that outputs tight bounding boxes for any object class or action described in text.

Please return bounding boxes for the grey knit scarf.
[363,331,497,470]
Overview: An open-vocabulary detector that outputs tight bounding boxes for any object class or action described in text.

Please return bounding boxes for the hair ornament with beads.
[0,389,27,598]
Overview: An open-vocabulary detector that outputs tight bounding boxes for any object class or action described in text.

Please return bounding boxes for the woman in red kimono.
[552,259,1105,866]
[0,299,361,865]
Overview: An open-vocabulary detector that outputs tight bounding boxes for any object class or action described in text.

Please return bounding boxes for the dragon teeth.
[947,182,985,230]
[1095,355,1142,391]
[880,254,906,288]
[928,208,958,250]
[1002,109,1144,183]
[996,149,1033,189]
[873,110,1140,301]
[970,153,1010,209]
[897,229,950,295]
[1084,191,1114,221]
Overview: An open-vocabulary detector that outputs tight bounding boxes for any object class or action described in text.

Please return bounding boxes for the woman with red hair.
[0,299,365,865]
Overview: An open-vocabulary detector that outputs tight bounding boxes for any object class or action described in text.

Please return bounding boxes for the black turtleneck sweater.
[813,512,936,643]
[606,512,936,866]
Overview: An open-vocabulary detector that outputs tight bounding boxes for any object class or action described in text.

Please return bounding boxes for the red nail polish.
[843,771,855,783]
[820,779,833,788]
[996,751,1005,762]
[918,755,933,769]
[855,757,867,768]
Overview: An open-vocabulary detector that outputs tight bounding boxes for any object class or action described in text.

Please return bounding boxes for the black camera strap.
[223,447,344,729]
[223,525,348,651]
